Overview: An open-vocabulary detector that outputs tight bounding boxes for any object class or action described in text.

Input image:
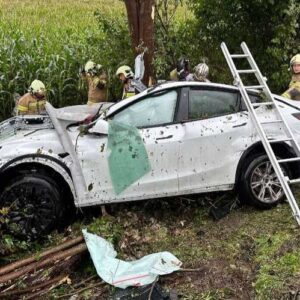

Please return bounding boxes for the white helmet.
[194,63,209,81]
[84,60,103,74]
[290,54,300,73]
[28,80,46,95]
[116,65,134,79]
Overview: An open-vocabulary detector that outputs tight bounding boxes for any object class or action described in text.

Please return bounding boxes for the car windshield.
[0,116,53,142]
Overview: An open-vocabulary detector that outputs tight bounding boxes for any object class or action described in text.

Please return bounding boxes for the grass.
[2,194,300,299]
[0,0,127,120]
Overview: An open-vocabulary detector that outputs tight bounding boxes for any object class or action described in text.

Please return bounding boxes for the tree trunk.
[124,0,155,85]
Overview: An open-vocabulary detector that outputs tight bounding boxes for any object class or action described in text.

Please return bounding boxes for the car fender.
[0,154,78,206]
[235,141,299,188]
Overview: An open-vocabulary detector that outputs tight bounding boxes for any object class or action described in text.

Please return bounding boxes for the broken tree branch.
[178,267,205,272]
[23,276,69,300]
[0,236,84,276]
[56,281,105,299]
[0,243,87,284]
[72,274,98,289]
[0,274,66,298]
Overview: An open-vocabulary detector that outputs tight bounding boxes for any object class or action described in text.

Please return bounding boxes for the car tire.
[238,154,290,209]
[0,172,66,240]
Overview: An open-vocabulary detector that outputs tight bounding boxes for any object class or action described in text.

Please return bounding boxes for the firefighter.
[116,65,136,99]
[169,68,178,81]
[193,63,210,82]
[82,60,108,105]
[282,54,300,100]
[17,80,46,115]
[176,57,193,81]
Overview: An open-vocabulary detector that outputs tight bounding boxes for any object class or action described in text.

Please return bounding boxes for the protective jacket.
[17,93,46,115]
[170,69,178,81]
[282,74,300,101]
[122,80,135,99]
[84,73,108,105]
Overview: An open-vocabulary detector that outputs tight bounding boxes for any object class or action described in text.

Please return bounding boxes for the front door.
[77,88,184,205]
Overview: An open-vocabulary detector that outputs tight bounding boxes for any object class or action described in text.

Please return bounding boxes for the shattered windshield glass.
[0,116,53,142]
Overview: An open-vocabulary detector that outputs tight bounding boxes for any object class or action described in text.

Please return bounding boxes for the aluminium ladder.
[221,41,300,225]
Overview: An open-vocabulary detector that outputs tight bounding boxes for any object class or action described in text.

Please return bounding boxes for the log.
[0,236,84,276]
[0,243,87,285]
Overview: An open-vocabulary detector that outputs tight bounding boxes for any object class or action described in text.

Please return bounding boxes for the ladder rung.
[237,69,257,74]
[288,178,300,184]
[245,85,264,89]
[252,102,274,107]
[231,54,249,58]
[268,138,293,143]
[260,120,283,124]
[278,157,300,163]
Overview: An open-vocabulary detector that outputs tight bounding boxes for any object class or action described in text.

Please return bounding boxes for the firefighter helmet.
[28,80,46,95]
[84,60,103,75]
[194,63,209,81]
[116,65,134,79]
[290,54,300,66]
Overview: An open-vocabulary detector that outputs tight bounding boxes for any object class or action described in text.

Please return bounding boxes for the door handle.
[232,122,247,128]
[156,135,173,140]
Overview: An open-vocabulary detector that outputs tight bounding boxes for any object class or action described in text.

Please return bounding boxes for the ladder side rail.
[221,42,300,223]
[241,42,300,157]
[220,42,239,79]
[239,84,300,223]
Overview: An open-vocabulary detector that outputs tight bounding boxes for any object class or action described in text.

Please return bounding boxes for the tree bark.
[124,0,155,85]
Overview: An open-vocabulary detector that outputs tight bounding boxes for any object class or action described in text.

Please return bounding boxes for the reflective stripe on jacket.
[17,93,46,115]
[122,80,135,99]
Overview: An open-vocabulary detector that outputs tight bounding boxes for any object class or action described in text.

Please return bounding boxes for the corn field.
[0,0,126,121]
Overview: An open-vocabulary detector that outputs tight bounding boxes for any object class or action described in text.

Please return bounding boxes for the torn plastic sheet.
[82,229,182,289]
[107,121,151,195]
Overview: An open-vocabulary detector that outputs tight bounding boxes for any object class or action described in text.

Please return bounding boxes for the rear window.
[240,93,262,110]
[188,89,239,120]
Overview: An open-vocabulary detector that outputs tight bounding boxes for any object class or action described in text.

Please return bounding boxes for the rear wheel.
[0,172,65,240]
[238,154,290,208]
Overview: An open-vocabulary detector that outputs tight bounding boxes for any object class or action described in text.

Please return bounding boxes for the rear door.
[178,86,252,193]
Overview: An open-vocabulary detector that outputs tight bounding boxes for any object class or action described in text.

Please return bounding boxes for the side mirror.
[88,119,109,135]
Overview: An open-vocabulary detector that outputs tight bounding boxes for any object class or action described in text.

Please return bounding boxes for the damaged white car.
[1,81,300,238]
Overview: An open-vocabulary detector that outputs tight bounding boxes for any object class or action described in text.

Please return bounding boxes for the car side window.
[240,93,261,111]
[111,90,178,128]
[188,89,239,120]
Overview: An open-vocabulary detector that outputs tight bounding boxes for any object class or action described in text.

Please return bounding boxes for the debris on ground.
[0,236,87,299]
[207,194,239,221]
[82,229,182,289]
[110,282,171,300]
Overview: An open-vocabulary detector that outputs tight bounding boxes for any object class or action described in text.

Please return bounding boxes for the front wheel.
[0,172,65,240]
[238,154,290,208]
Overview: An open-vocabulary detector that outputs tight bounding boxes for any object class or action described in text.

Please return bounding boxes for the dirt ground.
[1,191,300,299]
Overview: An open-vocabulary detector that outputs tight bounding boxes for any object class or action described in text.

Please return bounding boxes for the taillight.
[292,113,300,120]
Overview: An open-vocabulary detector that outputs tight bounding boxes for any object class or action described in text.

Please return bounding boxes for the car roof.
[105,81,291,117]
[106,81,241,117]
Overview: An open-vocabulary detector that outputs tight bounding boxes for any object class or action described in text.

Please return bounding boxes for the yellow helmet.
[116,65,134,79]
[290,54,300,66]
[84,60,103,75]
[28,80,46,95]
